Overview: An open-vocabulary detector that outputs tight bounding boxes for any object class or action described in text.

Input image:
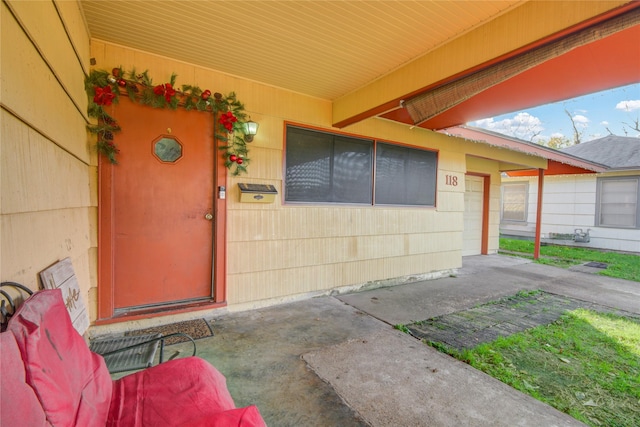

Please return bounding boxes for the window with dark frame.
[285,126,373,204]
[375,142,437,206]
[284,125,438,206]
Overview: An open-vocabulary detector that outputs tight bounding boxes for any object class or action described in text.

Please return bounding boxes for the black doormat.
[125,318,214,345]
[406,291,637,353]
[584,261,608,269]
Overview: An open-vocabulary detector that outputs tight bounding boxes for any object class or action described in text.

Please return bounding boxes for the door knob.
[204,213,213,220]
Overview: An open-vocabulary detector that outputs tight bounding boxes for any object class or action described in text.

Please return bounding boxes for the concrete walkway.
[181,255,639,426]
[338,255,639,325]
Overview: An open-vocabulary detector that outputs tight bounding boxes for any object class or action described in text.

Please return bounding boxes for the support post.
[534,168,545,260]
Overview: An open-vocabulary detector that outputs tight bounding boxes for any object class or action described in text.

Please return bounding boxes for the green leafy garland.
[85,67,250,175]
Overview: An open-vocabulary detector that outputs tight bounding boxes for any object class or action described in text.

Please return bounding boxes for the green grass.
[477,289,542,308]
[499,238,640,282]
[432,309,640,427]
[394,324,410,334]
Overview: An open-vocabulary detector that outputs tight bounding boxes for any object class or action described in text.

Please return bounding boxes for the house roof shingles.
[561,135,640,169]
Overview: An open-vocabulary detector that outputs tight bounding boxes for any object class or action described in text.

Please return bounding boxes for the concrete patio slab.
[129,254,639,426]
[188,296,378,426]
[303,328,584,427]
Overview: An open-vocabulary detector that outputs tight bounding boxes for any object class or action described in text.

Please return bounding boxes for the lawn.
[412,241,640,426]
[430,309,640,427]
[499,238,640,282]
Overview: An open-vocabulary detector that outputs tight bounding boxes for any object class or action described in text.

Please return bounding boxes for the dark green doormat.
[126,318,214,345]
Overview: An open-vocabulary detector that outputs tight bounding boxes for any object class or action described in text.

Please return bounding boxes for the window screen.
[375,143,437,206]
[285,126,373,203]
[502,183,528,222]
[597,177,639,228]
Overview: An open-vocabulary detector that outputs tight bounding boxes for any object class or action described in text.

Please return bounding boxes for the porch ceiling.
[80,1,639,130]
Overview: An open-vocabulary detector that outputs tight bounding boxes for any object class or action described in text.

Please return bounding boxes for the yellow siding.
[91,40,549,309]
[1,1,93,314]
[1,2,89,162]
[54,0,92,66]
[2,1,627,325]
[89,43,471,307]
[1,113,90,213]
[2,208,92,286]
[3,0,557,321]
[7,0,89,115]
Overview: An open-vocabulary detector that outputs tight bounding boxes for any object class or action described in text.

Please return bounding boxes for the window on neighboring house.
[501,183,528,222]
[596,177,639,228]
[284,125,438,206]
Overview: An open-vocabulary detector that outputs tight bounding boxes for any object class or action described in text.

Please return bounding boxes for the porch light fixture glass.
[243,119,259,142]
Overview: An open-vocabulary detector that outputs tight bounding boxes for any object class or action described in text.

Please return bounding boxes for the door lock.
[204,213,213,220]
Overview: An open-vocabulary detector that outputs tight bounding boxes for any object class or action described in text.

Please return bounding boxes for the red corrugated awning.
[441,126,608,176]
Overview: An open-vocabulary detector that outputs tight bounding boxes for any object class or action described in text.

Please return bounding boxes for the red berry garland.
[218,111,237,132]
[153,83,176,103]
[86,68,251,175]
[93,86,116,106]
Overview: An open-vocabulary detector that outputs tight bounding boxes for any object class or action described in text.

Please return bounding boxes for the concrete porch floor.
[151,255,640,426]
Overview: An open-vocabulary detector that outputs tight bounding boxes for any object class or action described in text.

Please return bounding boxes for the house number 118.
[445,175,458,186]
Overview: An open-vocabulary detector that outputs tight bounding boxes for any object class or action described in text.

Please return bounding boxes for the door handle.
[204,213,213,221]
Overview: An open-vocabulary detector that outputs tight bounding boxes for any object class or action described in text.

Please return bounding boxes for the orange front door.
[101,97,216,312]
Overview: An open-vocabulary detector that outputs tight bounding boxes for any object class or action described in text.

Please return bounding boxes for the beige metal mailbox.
[238,183,278,203]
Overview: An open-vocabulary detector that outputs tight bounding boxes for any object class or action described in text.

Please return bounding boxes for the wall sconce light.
[243,119,259,142]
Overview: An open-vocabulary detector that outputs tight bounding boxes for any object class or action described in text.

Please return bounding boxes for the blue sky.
[470,82,640,145]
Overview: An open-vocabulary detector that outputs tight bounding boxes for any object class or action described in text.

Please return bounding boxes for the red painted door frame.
[466,172,491,255]
[97,103,228,323]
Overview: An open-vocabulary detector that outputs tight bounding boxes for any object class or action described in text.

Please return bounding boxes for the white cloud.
[616,100,640,111]
[600,120,609,126]
[572,114,590,127]
[473,118,495,128]
[472,112,544,141]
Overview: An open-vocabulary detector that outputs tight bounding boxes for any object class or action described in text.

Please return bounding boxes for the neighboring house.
[2,1,638,329]
[501,135,640,253]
